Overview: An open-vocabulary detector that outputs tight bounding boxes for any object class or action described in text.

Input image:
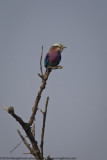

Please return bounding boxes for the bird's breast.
[49,52,61,63]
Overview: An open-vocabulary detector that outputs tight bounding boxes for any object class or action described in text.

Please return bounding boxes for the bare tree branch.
[28,68,51,126]
[29,66,62,127]
[40,97,49,159]
[17,130,33,155]
[2,106,25,126]
[40,46,43,77]
[2,105,41,159]
[2,46,63,160]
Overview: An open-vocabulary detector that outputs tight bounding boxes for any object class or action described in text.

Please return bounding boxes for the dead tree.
[2,46,63,160]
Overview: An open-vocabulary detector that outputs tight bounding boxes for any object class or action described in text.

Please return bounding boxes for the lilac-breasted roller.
[44,43,66,68]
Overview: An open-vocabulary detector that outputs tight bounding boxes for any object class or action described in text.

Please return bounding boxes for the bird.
[44,43,66,68]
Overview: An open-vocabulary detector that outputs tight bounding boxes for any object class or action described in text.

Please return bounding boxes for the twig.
[10,136,27,153]
[31,107,35,138]
[40,97,49,159]
[40,46,43,77]
[38,73,44,79]
[40,109,44,114]
[2,105,8,111]
[49,66,63,70]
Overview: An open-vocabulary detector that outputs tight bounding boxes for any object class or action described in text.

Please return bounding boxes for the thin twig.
[10,136,27,153]
[31,107,35,138]
[40,97,49,159]
[2,105,8,111]
[23,152,31,154]
[51,66,63,70]
[40,46,43,77]
[38,73,44,79]
[40,109,44,114]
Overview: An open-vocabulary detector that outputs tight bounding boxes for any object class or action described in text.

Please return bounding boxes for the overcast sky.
[0,0,107,160]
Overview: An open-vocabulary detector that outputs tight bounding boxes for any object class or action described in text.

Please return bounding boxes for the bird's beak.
[62,45,67,49]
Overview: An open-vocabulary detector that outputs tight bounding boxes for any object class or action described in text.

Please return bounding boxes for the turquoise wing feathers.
[44,53,49,68]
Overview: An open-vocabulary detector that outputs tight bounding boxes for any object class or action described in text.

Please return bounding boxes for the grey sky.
[0,0,107,160]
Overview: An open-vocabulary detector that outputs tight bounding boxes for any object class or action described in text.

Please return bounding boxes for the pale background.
[0,0,107,160]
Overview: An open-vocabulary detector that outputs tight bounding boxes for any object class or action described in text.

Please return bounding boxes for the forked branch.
[2,46,63,160]
[40,46,43,77]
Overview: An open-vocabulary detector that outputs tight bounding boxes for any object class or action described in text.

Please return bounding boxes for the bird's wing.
[44,53,49,67]
[59,54,61,61]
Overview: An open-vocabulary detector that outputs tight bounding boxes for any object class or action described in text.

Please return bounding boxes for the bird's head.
[49,43,67,53]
